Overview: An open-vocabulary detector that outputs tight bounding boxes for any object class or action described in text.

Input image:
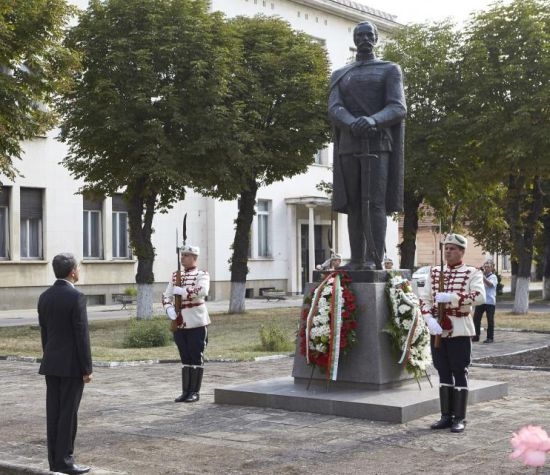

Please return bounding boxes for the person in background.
[38,253,92,475]
[472,260,498,343]
[383,258,394,270]
[418,234,485,433]
[162,244,210,403]
[316,252,343,271]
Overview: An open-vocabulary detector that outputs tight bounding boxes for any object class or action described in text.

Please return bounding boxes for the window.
[257,199,271,257]
[20,188,43,259]
[83,195,103,258]
[112,194,130,259]
[0,187,9,259]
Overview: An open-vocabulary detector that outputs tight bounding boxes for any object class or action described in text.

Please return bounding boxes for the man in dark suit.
[38,253,93,474]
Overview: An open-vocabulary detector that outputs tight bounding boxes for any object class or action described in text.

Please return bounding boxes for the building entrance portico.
[285,196,343,295]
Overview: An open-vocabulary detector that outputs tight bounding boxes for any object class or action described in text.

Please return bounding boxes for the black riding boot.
[430,385,454,430]
[184,366,203,403]
[451,388,468,433]
[174,366,191,403]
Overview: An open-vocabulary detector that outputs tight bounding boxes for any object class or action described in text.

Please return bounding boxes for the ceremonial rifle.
[171,214,186,332]
[434,203,461,348]
[434,220,445,348]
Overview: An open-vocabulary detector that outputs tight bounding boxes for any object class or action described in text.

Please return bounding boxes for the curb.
[0,461,52,474]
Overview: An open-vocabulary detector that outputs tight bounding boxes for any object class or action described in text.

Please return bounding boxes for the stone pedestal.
[214,269,509,423]
[293,270,411,390]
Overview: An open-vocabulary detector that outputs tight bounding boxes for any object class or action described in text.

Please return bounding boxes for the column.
[307,204,316,283]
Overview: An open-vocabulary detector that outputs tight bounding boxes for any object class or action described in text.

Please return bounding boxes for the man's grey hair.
[52,253,78,279]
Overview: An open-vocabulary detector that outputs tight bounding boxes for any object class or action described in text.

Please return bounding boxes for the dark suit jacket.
[38,280,92,378]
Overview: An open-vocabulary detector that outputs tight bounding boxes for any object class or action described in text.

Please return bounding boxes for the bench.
[263,290,287,302]
[113,294,137,309]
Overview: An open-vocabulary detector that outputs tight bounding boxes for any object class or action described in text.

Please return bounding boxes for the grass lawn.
[1,301,548,362]
[0,308,303,362]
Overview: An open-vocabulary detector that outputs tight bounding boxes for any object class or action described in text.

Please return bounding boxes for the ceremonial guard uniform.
[419,234,485,433]
[162,244,210,403]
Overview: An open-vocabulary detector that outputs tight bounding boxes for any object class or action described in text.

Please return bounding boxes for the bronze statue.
[328,21,406,270]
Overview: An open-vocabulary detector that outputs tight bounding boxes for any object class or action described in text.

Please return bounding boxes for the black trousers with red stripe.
[431,336,471,387]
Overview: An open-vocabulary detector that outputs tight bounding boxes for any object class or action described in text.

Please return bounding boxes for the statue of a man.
[328,21,406,270]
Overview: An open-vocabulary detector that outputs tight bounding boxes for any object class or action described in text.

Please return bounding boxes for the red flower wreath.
[298,271,358,377]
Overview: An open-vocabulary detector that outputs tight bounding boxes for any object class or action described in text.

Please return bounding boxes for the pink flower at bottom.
[510,425,550,467]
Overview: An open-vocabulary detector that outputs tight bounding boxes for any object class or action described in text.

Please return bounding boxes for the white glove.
[172,286,185,296]
[435,292,454,304]
[166,306,177,320]
[426,316,443,335]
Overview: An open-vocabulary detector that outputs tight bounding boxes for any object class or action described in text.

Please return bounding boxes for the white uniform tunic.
[418,262,485,338]
[162,267,211,329]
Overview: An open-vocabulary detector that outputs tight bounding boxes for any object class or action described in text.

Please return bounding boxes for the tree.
[59,0,238,317]
[382,21,466,269]
[459,0,550,313]
[0,0,75,180]
[193,16,331,314]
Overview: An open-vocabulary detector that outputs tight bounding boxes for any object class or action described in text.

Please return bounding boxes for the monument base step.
[214,377,508,423]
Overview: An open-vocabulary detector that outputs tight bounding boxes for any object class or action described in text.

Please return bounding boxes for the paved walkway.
[2,327,550,475]
[2,293,550,474]
[0,297,305,327]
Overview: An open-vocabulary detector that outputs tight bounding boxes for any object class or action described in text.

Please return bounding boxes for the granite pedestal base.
[214,376,508,423]
[214,271,508,422]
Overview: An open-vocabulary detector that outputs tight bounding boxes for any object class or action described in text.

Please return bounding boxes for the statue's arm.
[369,64,407,127]
[328,77,356,129]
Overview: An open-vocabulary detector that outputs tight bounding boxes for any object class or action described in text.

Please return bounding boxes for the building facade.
[0,0,402,309]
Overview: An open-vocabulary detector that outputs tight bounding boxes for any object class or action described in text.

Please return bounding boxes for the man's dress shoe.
[54,463,91,474]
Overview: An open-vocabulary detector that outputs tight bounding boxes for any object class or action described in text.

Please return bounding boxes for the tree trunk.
[137,283,153,317]
[127,181,157,319]
[399,191,423,270]
[510,260,518,294]
[543,214,550,300]
[507,174,544,314]
[229,281,246,314]
[513,277,530,314]
[228,180,258,314]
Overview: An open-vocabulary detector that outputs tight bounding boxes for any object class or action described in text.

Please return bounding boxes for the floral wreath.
[385,272,432,381]
[299,271,358,380]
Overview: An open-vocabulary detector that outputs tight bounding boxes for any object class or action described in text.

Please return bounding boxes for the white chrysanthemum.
[398,304,410,314]
[315,343,327,353]
[313,314,329,326]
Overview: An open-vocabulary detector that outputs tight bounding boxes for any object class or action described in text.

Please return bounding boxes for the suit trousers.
[473,304,495,340]
[45,375,84,471]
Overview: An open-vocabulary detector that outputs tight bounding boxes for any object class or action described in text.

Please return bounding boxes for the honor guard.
[162,244,210,403]
[418,233,485,433]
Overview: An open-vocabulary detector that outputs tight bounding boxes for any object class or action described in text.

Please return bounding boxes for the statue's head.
[353,21,378,55]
